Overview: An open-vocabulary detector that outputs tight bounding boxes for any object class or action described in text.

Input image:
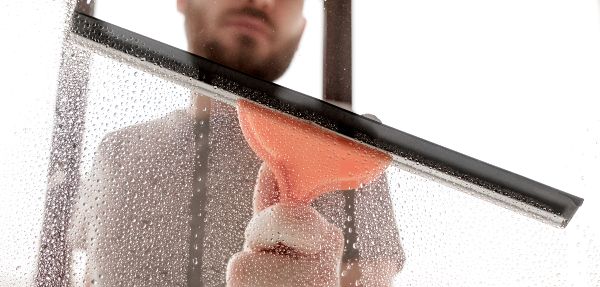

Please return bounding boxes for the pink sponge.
[238,100,391,204]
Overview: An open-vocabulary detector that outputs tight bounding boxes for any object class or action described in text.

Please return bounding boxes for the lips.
[225,15,272,39]
[243,204,344,258]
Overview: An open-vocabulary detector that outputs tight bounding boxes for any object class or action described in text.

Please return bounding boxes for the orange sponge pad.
[238,100,391,204]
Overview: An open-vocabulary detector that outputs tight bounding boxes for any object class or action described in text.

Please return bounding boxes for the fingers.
[244,204,344,257]
[227,251,340,287]
[232,164,345,286]
[227,204,344,287]
[253,163,279,213]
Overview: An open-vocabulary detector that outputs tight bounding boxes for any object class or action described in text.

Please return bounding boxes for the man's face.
[178,0,306,81]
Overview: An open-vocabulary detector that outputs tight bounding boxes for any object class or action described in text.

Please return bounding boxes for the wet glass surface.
[1,1,599,287]
[65,48,404,286]
[60,41,598,286]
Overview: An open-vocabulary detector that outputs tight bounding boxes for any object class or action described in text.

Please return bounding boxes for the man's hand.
[226,164,344,287]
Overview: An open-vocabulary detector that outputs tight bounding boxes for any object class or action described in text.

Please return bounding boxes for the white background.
[1,0,599,286]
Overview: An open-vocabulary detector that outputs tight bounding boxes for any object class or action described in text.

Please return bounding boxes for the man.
[70,0,404,286]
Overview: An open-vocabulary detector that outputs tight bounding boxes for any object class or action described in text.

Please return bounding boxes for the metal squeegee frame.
[70,12,583,228]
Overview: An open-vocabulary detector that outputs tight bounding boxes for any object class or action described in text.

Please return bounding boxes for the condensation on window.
[61,43,599,285]
[65,47,405,286]
[1,1,600,287]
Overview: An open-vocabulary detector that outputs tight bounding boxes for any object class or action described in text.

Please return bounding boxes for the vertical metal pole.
[35,1,94,286]
[323,0,360,280]
[75,0,95,15]
[323,0,353,107]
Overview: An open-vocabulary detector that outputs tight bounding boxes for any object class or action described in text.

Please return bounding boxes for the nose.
[247,0,275,12]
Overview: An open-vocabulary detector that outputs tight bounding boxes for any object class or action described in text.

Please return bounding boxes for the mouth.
[225,15,272,39]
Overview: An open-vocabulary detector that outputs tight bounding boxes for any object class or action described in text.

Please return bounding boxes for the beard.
[184,4,303,82]
[200,32,300,82]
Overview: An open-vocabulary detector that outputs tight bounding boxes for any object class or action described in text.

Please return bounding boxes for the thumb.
[253,163,280,213]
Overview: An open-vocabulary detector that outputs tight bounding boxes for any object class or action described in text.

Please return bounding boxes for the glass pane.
[65,40,406,286]
[69,46,194,285]
[2,1,599,287]
[61,32,597,286]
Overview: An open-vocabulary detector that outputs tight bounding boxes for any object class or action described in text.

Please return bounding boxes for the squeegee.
[70,12,583,228]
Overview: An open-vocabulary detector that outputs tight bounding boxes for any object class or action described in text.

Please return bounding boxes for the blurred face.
[178,0,306,81]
